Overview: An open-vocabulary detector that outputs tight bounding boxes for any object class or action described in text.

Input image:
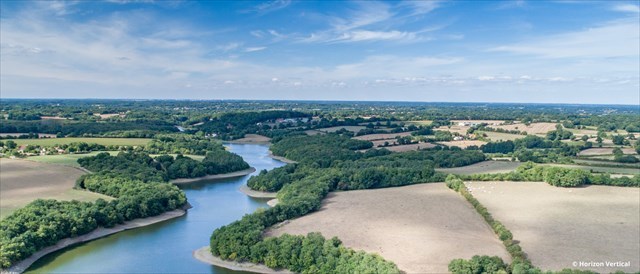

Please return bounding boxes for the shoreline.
[171,167,256,184]
[193,246,292,274]
[266,198,279,207]
[239,185,278,198]
[267,152,297,164]
[3,209,187,274]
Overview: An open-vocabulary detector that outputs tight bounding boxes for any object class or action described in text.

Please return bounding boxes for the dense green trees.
[481,140,515,154]
[449,255,509,274]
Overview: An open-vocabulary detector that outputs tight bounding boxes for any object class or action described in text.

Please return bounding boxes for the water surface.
[27,144,285,273]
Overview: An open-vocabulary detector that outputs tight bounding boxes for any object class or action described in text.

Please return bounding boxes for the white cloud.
[242,0,291,14]
[489,18,640,58]
[245,47,266,52]
[217,42,243,51]
[612,4,640,13]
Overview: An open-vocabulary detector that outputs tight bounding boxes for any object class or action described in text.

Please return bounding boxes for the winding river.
[26,144,285,273]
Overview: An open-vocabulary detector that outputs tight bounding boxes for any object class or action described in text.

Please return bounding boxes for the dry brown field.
[383,143,436,152]
[466,181,640,273]
[266,183,510,273]
[451,120,505,125]
[480,131,525,141]
[0,159,111,219]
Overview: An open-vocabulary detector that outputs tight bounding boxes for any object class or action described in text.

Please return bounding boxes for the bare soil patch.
[436,161,522,175]
[0,159,110,218]
[490,122,558,135]
[437,140,487,148]
[466,181,640,272]
[266,183,510,273]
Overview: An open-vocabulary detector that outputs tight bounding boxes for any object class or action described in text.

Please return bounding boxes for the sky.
[1,0,639,104]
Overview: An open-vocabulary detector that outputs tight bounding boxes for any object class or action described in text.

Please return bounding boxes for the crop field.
[578,148,638,156]
[352,131,413,141]
[435,161,522,175]
[490,122,558,135]
[573,159,640,168]
[230,134,271,144]
[12,137,152,146]
[266,183,510,273]
[480,131,525,141]
[436,140,487,148]
[466,181,639,272]
[0,159,112,219]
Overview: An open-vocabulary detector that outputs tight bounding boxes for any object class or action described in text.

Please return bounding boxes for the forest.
[210,133,489,273]
[0,137,250,269]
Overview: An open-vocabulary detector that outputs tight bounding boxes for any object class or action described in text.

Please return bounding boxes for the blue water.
[26,144,285,273]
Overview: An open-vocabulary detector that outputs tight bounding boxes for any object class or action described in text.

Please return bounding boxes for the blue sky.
[1,0,638,104]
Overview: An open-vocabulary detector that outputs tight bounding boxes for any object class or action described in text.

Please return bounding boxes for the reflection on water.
[27,144,285,273]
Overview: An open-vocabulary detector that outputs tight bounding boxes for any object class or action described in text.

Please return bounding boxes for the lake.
[26,143,285,273]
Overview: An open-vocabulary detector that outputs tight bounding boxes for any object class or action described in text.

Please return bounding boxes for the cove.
[26,143,286,273]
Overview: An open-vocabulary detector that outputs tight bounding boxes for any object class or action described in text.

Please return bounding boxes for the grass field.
[27,152,204,167]
[436,161,522,175]
[12,137,152,146]
[405,120,433,126]
[0,159,112,219]
[466,181,639,272]
[573,158,640,168]
[267,183,509,273]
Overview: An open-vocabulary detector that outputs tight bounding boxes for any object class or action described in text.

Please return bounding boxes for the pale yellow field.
[0,159,112,219]
[480,131,525,141]
[578,148,638,156]
[435,125,470,135]
[267,183,510,273]
[489,122,558,135]
[467,181,639,273]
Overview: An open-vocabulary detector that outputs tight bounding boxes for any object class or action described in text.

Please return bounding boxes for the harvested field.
[436,161,522,175]
[578,148,638,156]
[352,131,413,141]
[480,131,525,141]
[566,128,599,137]
[12,137,151,146]
[466,181,640,272]
[0,159,111,219]
[437,140,487,148]
[490,122,558,135]
[435,125,470,135]
[266,183,510,273]
[231,134,271,144]
[316,126,366,133]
